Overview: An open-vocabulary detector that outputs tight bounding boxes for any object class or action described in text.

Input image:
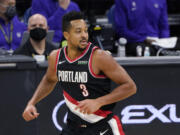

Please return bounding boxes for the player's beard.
[77,46,86,52]
[77,39,88,52]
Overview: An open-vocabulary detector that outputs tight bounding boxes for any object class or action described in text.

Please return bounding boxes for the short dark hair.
[62,11,85,32]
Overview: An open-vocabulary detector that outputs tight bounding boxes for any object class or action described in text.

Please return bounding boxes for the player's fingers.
[29,111,37,120]
[86,111,90,115]
[23,111,35,121]
[23,109,39,121]
[81,108,88,114]
[77,104,85,113]
[34,112,40,118]
[75,102,85,110]
[31,112,40,119]
[31,107,40,118]
[80,105,89,114]
[85,108,93,115]
[86,107,93,114]
[22,113,29,121]
[79,107,85,113]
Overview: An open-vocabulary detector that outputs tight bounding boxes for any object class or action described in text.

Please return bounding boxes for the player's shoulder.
[93,48,112,58]
[49,49,61,61]
[93,48,113,64]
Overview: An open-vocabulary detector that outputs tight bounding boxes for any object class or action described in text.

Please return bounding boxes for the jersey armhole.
[89,47,106,78]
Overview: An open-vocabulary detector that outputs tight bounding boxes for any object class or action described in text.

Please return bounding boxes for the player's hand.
[75,99,102,115]
[58,0,70,10]
[22,104,39,121]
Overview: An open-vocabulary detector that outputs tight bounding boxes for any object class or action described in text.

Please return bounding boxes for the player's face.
[67,19,89,51]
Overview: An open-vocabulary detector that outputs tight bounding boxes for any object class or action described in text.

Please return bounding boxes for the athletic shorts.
[60,115,125,135]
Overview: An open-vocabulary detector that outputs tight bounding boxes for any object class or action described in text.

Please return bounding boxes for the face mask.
[4,6,16,20]
[30,28,47,41]
[0,3,16,20]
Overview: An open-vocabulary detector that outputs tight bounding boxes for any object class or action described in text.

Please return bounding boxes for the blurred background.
[0,0,180,135]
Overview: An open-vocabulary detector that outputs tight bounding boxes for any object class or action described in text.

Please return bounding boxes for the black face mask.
[5,6,16,20]
[30,28,47,41]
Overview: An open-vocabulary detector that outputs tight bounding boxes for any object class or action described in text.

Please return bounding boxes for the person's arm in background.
[31,0,80,30]
[159,0,170,38]
[114,0,146,42]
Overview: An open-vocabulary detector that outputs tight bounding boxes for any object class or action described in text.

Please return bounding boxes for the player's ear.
[63,31,69,40]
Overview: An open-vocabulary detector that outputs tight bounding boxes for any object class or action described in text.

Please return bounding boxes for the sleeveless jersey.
[55,43,116,124]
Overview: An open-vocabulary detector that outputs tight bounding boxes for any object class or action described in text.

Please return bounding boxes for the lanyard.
[0,21,13,45]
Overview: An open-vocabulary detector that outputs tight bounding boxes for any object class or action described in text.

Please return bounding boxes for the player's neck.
[66,46,83,60]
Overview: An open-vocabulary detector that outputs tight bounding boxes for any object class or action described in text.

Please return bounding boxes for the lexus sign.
[52,102,180,131]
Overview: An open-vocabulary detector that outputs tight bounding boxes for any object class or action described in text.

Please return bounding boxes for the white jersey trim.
[64,96,105,123]
[64,42,91,63]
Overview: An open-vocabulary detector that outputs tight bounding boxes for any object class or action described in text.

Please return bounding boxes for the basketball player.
[22,11,137,135]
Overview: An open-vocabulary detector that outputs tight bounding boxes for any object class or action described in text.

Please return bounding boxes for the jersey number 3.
[80,84,89,97]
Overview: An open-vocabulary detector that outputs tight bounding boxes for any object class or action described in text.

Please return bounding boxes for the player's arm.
[94,50,137,106]
[22,50,59,121]
[76,50,136,114]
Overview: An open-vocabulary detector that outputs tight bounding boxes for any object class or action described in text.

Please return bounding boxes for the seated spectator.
[31,0,80,44]
[114,0,170,56]
[14,14,57,61]
[0,0,26,52]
